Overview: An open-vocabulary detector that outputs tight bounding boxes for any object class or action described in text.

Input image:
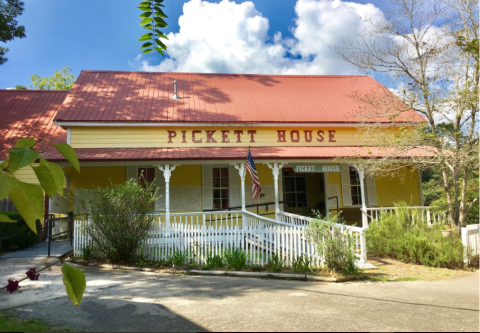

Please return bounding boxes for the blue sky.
[0,0,391,89]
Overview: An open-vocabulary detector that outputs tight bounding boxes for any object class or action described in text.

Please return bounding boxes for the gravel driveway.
[0,258,478,332]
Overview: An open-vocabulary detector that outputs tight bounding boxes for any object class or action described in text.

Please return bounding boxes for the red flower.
[26,268,40,281]
[6,280,20,293]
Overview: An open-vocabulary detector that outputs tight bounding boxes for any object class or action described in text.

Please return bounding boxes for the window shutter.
[126,166,137,181]
[228,165,240,208]
[202,165,213,210]
[155,167,166,211]
[366,174,377,206]
[340,165,352,207]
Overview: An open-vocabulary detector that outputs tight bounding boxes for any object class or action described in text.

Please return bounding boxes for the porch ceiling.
[41,146,437,162]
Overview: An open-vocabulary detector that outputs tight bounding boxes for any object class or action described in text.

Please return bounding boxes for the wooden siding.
[70,126,373,148]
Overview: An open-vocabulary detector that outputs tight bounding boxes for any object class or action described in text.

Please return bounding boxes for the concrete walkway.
[0,260,478,332]
[1,239,72,259]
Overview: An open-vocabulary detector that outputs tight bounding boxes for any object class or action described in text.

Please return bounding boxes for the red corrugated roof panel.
[55,71,426,124]
[41,146,437,162]
[0,90,68,160]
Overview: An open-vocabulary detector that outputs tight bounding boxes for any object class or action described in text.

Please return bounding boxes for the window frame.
[282,168,308,209]
[212,166,230,209]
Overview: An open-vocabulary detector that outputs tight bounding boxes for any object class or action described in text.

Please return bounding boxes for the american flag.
[245,149,261,200]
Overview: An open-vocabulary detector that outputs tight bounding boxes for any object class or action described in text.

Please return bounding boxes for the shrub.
[0,212,41,252]
[224,248,247,270]
[170,249,188,266]
[366,203,465,268]
[292,254,311,274]
[81,179,157,263]
[306,213,358,275]
[80,245,94,261]
[206,253,224,269]
[268,253,284,273]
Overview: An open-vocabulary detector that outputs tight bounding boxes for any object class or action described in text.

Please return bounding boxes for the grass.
[359,256,477,282]
[0,311,81,332]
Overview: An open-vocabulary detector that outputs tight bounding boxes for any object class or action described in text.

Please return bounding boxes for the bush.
[306,213,358,275]
[82,179,157,263]
[292,254,311,274]
[224,248,247,270]
[206,253,224,269]
[0,212,41,252]
[268,253,284,273]
[366,203,465,268]
[170,249,188,266]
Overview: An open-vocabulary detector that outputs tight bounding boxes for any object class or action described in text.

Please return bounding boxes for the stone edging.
[68,260,356,283]
[188,270,356,282]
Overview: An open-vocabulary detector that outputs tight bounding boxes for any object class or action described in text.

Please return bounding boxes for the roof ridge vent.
[171,80,180,101]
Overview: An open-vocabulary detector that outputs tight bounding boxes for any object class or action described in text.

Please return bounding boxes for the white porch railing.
[74,210,367,266]
[364,206,446,227]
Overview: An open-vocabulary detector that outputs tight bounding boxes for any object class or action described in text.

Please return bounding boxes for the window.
[138,167,155,188]
[213,167,229,209]
[349,167,362,205]
[283,168,307,208]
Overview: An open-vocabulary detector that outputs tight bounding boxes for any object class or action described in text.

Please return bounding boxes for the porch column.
[233,163,246,211]
[267,163,284,218]
[158,164,178,227]
[357,166,368,229]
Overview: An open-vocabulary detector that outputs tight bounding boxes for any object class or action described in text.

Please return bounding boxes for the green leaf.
[0,214,15,223]
[154,17,167,27]
[154,11,168,18]
[140,17,153,25]
[142,24,153,30]
[139,12,152,18]
[62,263,86,306]
[0,172,17,200]
[154,47,165,56]
[52,143,80,173]
[139,35,152,42]
[141,42,153,49]
[155,33,169,40]
[8,181,44,234]
[16,138,36,148]
[155,39,167,49]
[8,147,40,174]
[142,48,154,54]
[138,6,151,12]
[32,158,64,199]
[153,0,164,3]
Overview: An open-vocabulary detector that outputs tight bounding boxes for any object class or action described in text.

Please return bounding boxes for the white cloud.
[137,0,386,75]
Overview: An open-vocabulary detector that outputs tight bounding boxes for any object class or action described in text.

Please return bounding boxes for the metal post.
[47,219,52,257]
[69,212,74,246]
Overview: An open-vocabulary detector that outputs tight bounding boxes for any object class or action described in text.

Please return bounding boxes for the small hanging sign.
[293,165,341,173]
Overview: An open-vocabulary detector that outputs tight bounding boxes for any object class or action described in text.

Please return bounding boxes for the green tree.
[0,0,25,65]
[14,84,25,89]
[0,138,85,306]
[29,67,76,90]
[333,0,479,227]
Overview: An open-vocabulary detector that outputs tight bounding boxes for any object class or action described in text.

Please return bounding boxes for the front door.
[282,168,326,217]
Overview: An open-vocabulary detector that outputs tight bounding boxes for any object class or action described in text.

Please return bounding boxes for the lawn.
[0,311,80,332]
[360,256,478,282]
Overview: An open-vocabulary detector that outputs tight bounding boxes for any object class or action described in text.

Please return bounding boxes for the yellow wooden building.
[2,71,429,228]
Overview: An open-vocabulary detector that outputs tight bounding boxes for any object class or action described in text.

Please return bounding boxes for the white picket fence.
[73,211,367,266]
[462,224,479,264]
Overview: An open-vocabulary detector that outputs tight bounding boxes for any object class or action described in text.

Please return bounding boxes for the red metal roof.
[0,90,68,160]
[54,71,426,124]
[41,146,437,162]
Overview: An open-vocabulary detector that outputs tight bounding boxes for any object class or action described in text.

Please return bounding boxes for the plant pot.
[442,230,453,238]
